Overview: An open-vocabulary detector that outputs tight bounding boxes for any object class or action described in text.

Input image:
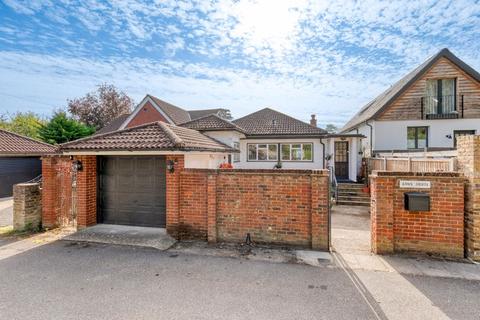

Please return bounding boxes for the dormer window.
[425,79,456,117]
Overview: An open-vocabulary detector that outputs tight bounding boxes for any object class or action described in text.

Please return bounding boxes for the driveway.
[331,205,370,254]
[0,197,13,227]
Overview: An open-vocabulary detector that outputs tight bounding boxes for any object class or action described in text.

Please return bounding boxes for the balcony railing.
[421,95,464,119]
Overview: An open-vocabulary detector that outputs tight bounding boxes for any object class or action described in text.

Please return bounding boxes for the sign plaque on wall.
[399,180,431,189]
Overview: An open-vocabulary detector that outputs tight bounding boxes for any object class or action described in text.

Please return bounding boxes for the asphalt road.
[0,240,479,320]
[0,241,376,320]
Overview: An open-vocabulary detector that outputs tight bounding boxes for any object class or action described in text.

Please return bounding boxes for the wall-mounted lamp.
[73,160,83,171]
[167,159,177,173]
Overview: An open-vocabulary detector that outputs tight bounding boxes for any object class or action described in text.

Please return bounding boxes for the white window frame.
[247,144,278,162]
[233,142,240,162]
[280,143,313,162]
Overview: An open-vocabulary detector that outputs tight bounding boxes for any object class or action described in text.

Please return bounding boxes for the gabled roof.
[232,108,326,136]
[95,114,131,135]
[0,129,56,155]
[341,48,480,132]
[180,114,245,133]
[60,122,236,153]
[148,95,192,124]
[188,108,229,120]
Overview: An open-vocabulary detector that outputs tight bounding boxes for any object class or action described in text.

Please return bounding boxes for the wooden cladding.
[378,57,480,121]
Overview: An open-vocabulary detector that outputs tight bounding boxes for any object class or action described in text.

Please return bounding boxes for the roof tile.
[0,129,56,155]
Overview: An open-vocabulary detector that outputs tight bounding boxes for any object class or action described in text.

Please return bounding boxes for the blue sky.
[0,0,479,127]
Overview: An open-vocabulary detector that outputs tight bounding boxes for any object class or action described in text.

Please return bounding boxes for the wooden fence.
[368,157,456,173]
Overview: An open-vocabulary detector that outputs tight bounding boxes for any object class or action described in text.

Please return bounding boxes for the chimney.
[310,114,317,127]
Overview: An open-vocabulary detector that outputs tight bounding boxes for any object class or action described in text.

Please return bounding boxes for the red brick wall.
[75,155,97,229]
[166,155,184,238]
[456,135,480,261]
[175,168,330,250]
[126,101,169,128]
[371,171,464,258]
[41,156,74,228]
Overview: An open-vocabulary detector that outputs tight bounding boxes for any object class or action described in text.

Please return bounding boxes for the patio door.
[334,141,349,180]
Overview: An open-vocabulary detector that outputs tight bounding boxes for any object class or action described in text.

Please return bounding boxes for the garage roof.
[0,129,56,156]
[60,121,237,153]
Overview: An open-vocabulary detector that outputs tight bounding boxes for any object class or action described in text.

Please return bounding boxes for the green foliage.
[325,124,338,133]
[0,112,45,139]
[38,111,95,144]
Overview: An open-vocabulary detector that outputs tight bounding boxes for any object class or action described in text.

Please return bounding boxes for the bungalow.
[98,96,364,182]
[341,48,480,157]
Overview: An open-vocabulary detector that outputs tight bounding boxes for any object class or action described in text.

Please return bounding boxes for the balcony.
[421,95,464,119]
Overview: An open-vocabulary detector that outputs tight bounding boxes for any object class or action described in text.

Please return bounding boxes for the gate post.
[207,171,218,244]
[311,170,330,250]
[370,172,394,254]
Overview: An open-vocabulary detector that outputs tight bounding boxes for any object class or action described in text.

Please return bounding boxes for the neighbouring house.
[99,95,364,181]
[341,48,480,157]
[0,129,56,197]
[95,94,232,135]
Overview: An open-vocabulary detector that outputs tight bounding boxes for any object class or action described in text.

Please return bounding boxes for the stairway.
[336,183,370,206]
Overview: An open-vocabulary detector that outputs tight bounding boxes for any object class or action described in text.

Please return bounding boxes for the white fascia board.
[62,150,230,156]
[119,95,175,130]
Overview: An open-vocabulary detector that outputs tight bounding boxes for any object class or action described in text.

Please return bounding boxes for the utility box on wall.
[404,192,430,211]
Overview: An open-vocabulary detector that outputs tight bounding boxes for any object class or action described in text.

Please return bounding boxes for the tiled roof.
[188,108,228,120]
[180,114,245,133]
[341,48,480,132]
[148,95,191,124]
[60,122,235,152]
[95,114,131,135]
[232,108,326,136]
[0,129,56,155]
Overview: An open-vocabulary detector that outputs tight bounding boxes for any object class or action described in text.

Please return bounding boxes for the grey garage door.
[0,157,41,198]
[99,156,167,228]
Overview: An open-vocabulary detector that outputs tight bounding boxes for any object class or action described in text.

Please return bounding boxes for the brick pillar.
[457,135,480,261]
[13,183,42,231]
[370,173,395,254]
[207,172,217,244]
[76,155,97,229]
[166,155,184,238]
[311,171,330,250]
[41,156,58,228]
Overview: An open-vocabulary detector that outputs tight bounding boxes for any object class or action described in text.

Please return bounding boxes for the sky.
[0,0,479,128]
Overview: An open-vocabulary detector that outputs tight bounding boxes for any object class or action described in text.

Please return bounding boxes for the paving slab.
[64,224,176,250]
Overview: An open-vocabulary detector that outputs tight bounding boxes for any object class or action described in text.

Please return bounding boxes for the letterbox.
[404,192,430,211]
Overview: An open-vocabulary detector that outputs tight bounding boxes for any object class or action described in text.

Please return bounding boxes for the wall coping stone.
[370,170,462,178]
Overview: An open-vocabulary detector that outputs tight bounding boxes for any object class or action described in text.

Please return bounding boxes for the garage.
[98,156,167,228]
[0,157,42,198]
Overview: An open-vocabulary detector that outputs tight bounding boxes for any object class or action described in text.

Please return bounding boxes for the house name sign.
[399,180,431,189]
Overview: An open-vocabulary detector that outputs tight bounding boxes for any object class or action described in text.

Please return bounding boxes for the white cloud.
[0,0,480,127]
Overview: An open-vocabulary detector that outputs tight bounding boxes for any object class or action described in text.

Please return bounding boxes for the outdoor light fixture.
[167,159,176,173]
[73,160,83,171]
[446,134,452,139]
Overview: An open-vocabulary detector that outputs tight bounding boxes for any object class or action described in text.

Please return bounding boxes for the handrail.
[26,175,42,184]
[328,166,338,203]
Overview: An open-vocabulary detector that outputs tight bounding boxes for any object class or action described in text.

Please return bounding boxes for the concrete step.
[337,195,371,202]
[336,200,370,206]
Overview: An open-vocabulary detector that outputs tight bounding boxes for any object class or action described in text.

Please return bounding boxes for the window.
[233,142,240,162]
[453,130,476,147]
[280,143,313,161]
[425,79,456,115]
[407,127,428,149]
[247,144,278,161]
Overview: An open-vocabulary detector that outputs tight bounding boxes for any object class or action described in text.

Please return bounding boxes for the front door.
[334,141,349,180]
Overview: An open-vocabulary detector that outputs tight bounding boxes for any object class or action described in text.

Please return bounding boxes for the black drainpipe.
[319,138,326,169]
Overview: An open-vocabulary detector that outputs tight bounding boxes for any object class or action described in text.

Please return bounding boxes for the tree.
[38,111,95,144]
[0,112,45,139]
[68,84,134,130]
[325,124,338,133]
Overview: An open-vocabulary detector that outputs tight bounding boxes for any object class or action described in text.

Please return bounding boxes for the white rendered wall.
[235,138,324,169]
[373,119,480,151]
[184,153,227,169]
[202,130,244,147]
